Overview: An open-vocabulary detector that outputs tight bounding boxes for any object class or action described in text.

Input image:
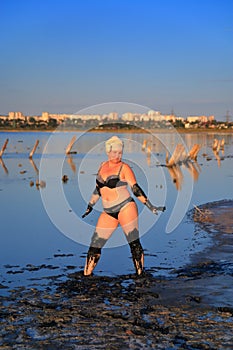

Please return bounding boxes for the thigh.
[96,211,119,240]
[118,201,138,233]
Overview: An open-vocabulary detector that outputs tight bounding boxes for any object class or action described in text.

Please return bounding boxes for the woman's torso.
[96,161,131,208]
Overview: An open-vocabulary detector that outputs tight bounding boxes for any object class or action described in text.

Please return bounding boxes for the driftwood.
[0,138,9,158]
[62,175,69,183]
[212,138,225,155]
[212,138,224,153]
[212,139,218,151]
[142,139,147,151]
[213,139,218,150]
[166,143,201,166]
[66,136,77,155]
[29,140,39,159]
[193,204,212,222]
[36,179,46,189]
[211,138,224,166]
[166,144,186,166]
[188,144,201,161]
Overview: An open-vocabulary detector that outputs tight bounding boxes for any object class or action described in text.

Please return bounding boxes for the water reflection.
[166,160,201,191]
[185,160,201,182]
[66,155,77,173]
[167,164,184,191]
[0,157,8,174]
[29,158,39,175]
[213,150,221,167]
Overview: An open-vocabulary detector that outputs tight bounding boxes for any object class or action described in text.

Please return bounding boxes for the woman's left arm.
[123,163,166,214]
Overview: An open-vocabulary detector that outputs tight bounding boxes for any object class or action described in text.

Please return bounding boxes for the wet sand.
[0,200,233,349]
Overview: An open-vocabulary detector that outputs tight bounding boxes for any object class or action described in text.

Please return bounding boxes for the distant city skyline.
[0,106,231,122]
[0,0,232,121]
[0,109,217,123]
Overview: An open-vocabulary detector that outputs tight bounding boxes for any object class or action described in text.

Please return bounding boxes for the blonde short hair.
[105,136,123,153]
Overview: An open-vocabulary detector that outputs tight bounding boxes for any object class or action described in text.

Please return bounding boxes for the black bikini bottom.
[104,197,135,220]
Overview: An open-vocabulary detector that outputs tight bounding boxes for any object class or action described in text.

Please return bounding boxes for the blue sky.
[0,0,232,120]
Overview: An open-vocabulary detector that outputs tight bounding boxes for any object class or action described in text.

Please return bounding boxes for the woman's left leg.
[118,201,144,275]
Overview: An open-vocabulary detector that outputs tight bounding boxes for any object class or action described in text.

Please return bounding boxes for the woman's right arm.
[82,185,101,218]
[82,163,104,218]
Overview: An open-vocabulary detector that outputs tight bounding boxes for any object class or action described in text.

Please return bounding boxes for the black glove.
[145,200,166,214]
[157,206,166,212]
[82,204,93,218]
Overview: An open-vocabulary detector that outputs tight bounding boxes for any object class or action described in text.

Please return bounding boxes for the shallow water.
[0,130,232,293]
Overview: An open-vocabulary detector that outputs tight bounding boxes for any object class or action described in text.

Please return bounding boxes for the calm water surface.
[0,131,232,293]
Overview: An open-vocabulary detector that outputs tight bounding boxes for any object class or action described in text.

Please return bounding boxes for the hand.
[156,206,166,212]
[151,206,158,215]
[82,204,93,218]
[145,199,158,214]
[145,200,166,214]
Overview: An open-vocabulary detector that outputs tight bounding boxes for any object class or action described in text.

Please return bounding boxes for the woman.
[82,136,165,276]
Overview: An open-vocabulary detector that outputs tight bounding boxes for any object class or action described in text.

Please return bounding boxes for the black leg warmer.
[84,232,107,275]
[129,238,144,262]
[126,229,144,275]
[87,231,107,259]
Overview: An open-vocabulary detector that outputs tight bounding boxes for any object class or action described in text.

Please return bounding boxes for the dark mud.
[0,200,232,349]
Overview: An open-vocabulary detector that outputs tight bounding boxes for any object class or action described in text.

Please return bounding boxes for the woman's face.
[107,148,123,163]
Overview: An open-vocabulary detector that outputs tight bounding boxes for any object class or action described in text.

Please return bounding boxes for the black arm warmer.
[132,183,147,200]
[93,185,101,196]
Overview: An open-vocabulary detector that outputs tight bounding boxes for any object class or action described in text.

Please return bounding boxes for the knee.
[126,228,139,243]
[87,232,107,258]
[90,231,107,249]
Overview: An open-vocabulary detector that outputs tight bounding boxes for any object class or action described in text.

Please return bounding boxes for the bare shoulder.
[121,162,132,172]
[121,162,136,183]
[98,161,107,172]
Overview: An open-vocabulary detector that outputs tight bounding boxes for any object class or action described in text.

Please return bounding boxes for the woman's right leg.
[84,212,118,276]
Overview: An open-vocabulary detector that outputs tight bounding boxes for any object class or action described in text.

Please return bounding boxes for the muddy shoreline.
[0,200,233,349]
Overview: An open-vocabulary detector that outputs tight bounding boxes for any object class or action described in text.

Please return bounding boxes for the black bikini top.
[96,163,128,189]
